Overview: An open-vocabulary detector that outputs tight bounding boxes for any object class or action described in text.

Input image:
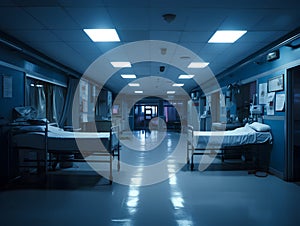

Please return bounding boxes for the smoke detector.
[162,13,176,23]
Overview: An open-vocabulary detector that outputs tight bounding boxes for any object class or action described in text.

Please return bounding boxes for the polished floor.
[1,131,300,226]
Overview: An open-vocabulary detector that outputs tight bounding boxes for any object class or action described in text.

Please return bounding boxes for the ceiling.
[0,0,300,96]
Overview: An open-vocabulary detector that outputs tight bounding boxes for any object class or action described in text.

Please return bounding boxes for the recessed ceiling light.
[83,29,120,42]
[178,74,194,79]
[188,62,209,68]
[172,83,184,87]
[128,83,140,87]
[208,30,247,43]
[134,91,143,94]
[167,91,176,94]
[110,61,131,68]
[121,74,136,79]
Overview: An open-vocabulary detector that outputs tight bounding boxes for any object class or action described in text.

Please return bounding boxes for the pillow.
[28,118,48,125]
[249,122,271,132]
[48,125,64,132]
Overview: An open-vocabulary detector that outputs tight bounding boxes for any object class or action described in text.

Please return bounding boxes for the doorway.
[134,105,158,130]
[287,65,300,181]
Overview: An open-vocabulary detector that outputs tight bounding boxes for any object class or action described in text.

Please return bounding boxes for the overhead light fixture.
[121,74,136,79]
[188,62,209,68]
[134,91,143,94]
[110,61,131,68]
[208,30,247,43]
[178,74,194,79]
[167,91,176,94]
[266,50,280,62]
[83,29,120,42]
[173,83,184,87]
[128,83,140,87]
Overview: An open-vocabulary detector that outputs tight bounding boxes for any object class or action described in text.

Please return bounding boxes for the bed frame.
[187,125,271,171]
[10,120,120,184]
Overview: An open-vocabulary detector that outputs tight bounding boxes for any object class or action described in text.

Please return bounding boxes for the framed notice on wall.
[268,74,284,92]
[3,75,12,98]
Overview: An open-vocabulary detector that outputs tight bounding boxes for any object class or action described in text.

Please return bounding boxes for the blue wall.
[257,72,285,176]
[0,65,25,183]
[217,44,300,178]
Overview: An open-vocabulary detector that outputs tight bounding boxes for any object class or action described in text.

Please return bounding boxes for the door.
[287,65,300,181]
[134,105,158,130]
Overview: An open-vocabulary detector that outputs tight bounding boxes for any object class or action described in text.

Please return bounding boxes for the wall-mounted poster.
[259,83,267,104]
[266,92,275,115]
[3,75,12,98]
[275,93,285,111]
[268,74,284,92]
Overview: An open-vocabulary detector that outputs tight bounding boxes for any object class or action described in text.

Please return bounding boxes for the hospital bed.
[187,122,273,171]
[10,119,120,184]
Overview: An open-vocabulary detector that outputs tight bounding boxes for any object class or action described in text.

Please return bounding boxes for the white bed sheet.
[192,124,272,149]
[13,125,111,152]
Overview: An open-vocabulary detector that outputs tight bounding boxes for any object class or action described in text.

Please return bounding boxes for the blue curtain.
[58,78,79,128]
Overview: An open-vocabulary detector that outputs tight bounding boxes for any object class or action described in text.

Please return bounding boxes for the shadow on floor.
[2,171,112,191]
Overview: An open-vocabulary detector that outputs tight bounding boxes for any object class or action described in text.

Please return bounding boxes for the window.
[26,77,66,123]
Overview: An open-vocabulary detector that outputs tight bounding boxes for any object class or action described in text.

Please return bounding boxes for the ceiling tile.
[25,7,80,29]
[0,0,15,6]
[65,7,113,29]
[52,29,91,42]
[149,31,181,42]
[0,7,44,30]
[108,7,150,30]
[57,0,105,7]
[253,9,300,31]
[66,41,103,62]
[180,31,212,43]
[5,30,59,43]
[218,9,265,30]
[117,30,150,42]
[94,42,124,55]
[184,9,226,31]
[28,41,90,72]
[12,0,59,6]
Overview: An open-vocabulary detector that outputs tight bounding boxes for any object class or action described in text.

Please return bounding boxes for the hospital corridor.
[1,1,300,225]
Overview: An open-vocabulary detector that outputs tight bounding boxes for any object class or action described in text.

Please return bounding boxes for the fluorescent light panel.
[128,83,140,87]
[188,62,209,68]
[134,91,143,94]
[173,83,184,87]
[110,61,131,68]
[208,30,247,43]
[178,74,194,79]
[83,29,120,42]
[121,74,136,79]
[167,91,176,94]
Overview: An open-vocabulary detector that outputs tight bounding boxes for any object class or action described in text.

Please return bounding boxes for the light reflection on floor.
[1,131,300,226]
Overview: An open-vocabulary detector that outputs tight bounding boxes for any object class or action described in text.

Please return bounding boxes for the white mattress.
[192,124,272,149]
[12,125,111,152]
